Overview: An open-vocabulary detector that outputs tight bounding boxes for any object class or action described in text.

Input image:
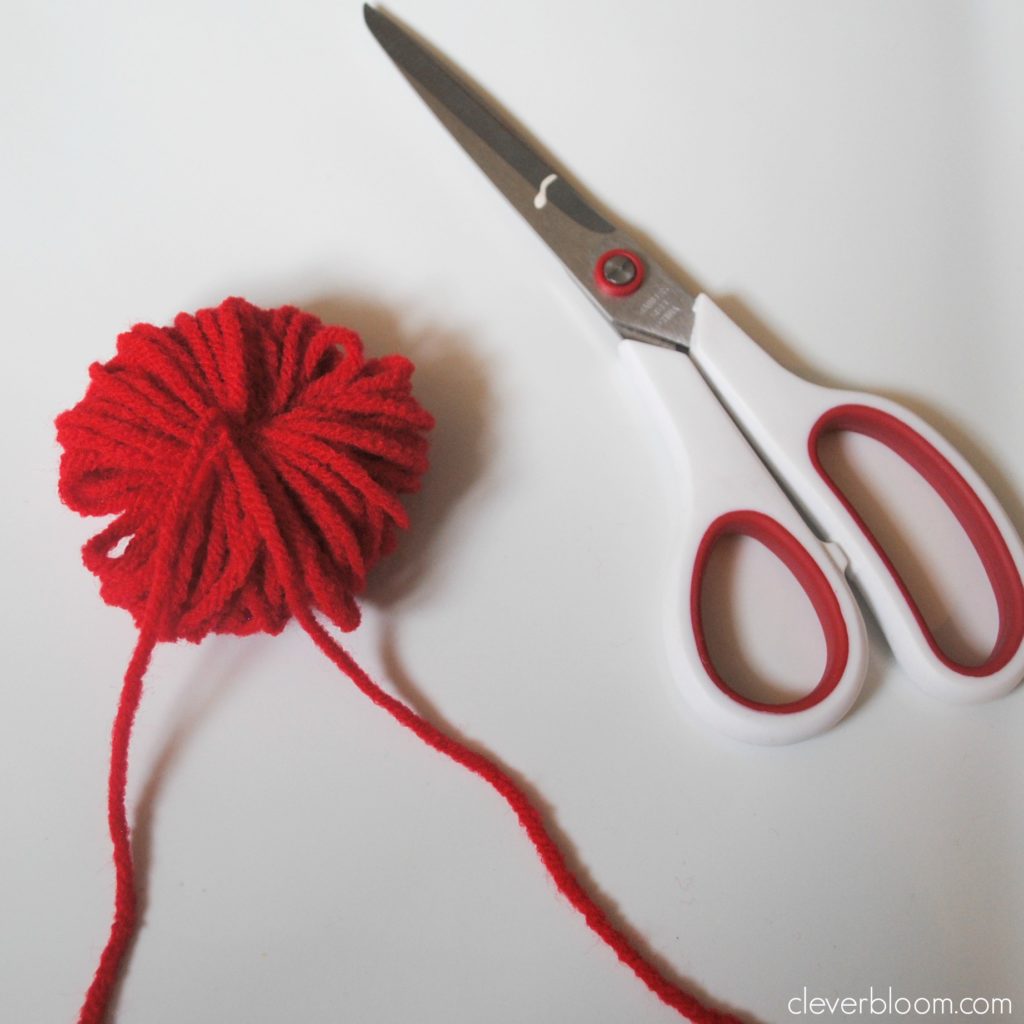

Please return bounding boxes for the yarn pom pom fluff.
[56,297,434,642]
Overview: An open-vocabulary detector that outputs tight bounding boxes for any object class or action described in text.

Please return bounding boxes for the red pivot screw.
[594,249,645,297]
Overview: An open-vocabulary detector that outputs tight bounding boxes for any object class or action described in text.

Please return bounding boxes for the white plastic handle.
[620,338,867,745]
[689,295,1024,703]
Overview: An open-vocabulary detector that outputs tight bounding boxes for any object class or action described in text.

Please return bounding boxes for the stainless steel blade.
[364,5,695,350]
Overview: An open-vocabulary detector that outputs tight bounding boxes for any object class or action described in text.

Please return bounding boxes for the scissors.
[365,6,1024,745]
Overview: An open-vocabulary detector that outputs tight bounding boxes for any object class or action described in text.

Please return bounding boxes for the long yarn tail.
[76,630,155,1024]
[80,617,738,1024]
[297,609,738,1024]
[76,623,738,1024]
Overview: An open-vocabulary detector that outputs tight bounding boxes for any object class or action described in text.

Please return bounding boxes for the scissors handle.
[620,339,867,744]
[689,296,1024,704]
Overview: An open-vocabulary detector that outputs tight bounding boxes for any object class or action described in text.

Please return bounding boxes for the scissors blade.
[364,5,695,350]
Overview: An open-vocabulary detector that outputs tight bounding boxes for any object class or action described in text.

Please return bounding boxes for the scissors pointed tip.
[363,4,393,41]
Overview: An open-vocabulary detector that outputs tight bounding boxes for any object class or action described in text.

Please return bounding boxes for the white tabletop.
[3,2,1022,1022]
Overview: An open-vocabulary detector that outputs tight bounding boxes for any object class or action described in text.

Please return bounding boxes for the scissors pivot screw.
[595,248,645,297]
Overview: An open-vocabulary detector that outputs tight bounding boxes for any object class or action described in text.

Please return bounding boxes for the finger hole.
[691,512,849,713]
[811,405,1024,675]
[817,430,995,665]
[699,534,825,704]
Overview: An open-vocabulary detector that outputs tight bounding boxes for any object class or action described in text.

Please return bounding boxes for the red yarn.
[57,297,738,1024]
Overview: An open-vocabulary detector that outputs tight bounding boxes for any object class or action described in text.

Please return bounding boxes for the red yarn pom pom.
[56,297,434,643]
[57,298,737,1024]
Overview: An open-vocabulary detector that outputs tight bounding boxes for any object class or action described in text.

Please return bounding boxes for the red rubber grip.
[690,510,850,713]
[808,404,1024,675]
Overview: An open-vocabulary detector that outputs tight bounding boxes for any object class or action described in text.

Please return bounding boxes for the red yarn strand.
[76,633,149,1024]
[305,614,738,1024]
[57,299,738,1024]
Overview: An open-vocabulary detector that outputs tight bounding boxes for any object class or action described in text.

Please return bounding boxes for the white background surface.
[3,2,1023,1022]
